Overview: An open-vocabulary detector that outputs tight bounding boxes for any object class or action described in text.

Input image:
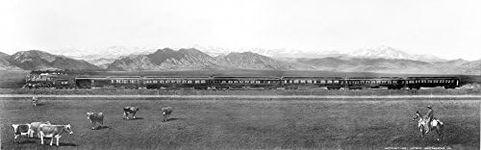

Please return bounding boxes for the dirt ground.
[0,98,479,150]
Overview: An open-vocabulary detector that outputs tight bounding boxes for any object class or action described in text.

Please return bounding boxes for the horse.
[412,111,444,141]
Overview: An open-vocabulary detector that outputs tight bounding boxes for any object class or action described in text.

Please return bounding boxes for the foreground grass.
[1,99,479,150]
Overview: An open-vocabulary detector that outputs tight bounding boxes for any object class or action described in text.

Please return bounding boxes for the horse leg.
[436,126,442,141]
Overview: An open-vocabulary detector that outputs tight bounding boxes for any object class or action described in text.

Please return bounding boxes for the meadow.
[0,98,479,150]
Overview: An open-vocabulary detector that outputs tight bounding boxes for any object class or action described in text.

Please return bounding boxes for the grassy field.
[2,87,481,96]
[0,98,479,150]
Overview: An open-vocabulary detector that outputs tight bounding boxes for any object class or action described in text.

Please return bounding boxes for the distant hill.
[1,48,480,75]
[0,52,22,70]
[215,52,301,70]
[9,50,100,70]
[108,48,219,71]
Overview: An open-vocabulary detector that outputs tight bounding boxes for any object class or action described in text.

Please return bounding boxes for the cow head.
[413,111,422,121]
[11,124,19,133]
[135,107,140,111]
[64,124,73,135]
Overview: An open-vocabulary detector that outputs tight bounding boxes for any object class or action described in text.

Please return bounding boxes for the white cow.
[38,124,74,146]
[11,123,32,143]
[29,121,51,138]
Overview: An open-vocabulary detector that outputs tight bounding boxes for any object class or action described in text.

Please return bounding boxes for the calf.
[29,121,51,138]
[123,106,139,120]
[161,106,173,122]
[39,124,73,147]
[11,123,32,143]
[86,112,104,130]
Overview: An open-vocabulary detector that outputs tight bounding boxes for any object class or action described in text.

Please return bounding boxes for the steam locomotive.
[24,70,460,90]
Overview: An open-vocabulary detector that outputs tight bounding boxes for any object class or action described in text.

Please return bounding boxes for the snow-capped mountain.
[347,46,446,62]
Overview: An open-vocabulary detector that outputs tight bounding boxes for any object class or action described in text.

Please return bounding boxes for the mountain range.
[0,47,480,75]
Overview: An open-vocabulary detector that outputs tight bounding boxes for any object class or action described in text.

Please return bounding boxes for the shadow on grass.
[123,117,144,120]
[164,117,181,122]
[60,142,78,147]
[16,140,36,144]
[33,103,46,106]
[95,125,112,130]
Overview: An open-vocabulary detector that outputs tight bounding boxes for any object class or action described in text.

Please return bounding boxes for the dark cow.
[123,106,139,120]
[161,106,173,122]
[11,123,32,143]
[39,124,74,146]
[86,112,104,130]
[29,121,51,138]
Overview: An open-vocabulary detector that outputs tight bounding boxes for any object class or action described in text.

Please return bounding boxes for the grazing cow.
[123,106,139,120]
[32,96,39,106]
[86,112,104,130]
[11,123,32,143]
[161,106,173,122]
[29,121,51,138]
[39,124,73,147]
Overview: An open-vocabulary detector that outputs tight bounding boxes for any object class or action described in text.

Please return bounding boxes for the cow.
[39,124,73,147]
[86,112,104,130]
[123,106,139,120]
[32,96,39,106]
[161,106,173,122]
[11,123,32,143]
[29,121,51,138]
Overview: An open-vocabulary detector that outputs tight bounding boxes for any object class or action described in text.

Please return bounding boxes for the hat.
[427,105,432,109]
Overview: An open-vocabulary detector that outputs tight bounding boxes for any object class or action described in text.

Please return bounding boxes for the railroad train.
[24,70,461,90]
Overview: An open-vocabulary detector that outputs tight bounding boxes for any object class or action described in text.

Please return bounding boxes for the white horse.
[412,111,444,141]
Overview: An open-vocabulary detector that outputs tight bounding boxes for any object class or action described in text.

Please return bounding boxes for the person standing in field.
[425,105,434,133]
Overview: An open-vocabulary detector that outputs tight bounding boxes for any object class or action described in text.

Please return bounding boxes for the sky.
[0,0,480,60]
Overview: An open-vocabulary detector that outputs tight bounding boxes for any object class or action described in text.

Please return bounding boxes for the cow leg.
[40,134,44,144]
[132,112,136,119]
[56,136,60,146]
[14,135,19,143]
[123,111,128,119]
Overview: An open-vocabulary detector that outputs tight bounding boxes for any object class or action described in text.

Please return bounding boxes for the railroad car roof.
[212,76,280,80]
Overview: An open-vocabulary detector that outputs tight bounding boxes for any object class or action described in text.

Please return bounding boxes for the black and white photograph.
[0,0,480,149]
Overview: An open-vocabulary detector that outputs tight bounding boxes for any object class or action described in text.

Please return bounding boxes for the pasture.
[0,98,479,150]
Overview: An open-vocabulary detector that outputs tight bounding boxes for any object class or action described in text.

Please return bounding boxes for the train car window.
[294,80,299,84]
[187,80,192,84]
[201,80,206,83]
[320,80,325,84]
[334,80,339,84]
[256,81,261,84]
[327,80,332,84]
